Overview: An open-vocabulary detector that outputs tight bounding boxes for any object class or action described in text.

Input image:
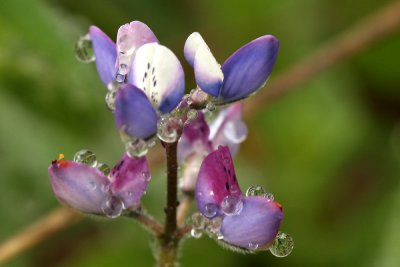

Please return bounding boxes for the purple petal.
[115,84,158,140]
[194,46,224,97]
[210,103,247,156]
[219,35,279,102]
[195,146,242,217]
[128,43,185,113]
[116,21,158,56]
[221,197,283,250]
[49,159,110,214]
[89,26,117,86]
[178,112,211,162]
[109,154,150,208]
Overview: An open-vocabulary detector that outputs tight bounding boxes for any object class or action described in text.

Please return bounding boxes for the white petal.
[184,32,209,67]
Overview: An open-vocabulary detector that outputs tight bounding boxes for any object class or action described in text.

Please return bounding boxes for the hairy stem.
[158,141,179,267]
[125,209,163,236]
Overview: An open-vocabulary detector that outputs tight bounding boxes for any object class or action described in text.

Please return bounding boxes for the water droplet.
[141,171,151,181]
[105,89,118,111]
[248,242,259,250]
[223,120,248,144]
[73,149,97,166]
[207,216,222,234]
[97,163,111,176]
[206,102,216,112]
[118,63,128,75]
[107,80,120,91]
[269,232,294,257]
[246,185,266,197]
[264,192,274,201]
[187,109,198,121]
[221,195,243,216]
[191,213,206,230]
[190,228,203,239]
[115,73,125,83]
[89,181,97,190]
[157,116,181,143]
[101,195,124,218]
[74,34,94,63]
[125,139,148,158]
[203,203,218,218]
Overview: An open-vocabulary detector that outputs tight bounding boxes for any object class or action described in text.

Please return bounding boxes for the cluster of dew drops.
[190,185,293,257]
[75,34,293,257]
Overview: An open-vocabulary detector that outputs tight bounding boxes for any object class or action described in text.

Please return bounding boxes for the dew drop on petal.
[74,34,94,63]
[190,228,203,239]
[207,216,222,235]
[263,192,274,201]
[125,139,148,158]
[101,195,124,218]
[191,212,206,230]
[157,116,182,143]
[118,63,129,75]
[245,185,266,197]
[115,73,126,83]
[248,242,259,250]
[73,149,97,166]
[141,171,151,181]
[107,80,120,91]
[97,163,111,176]
[223,120,248,144]
[269,232,294,257]
[105,89,118,111]
[203,203,218,218]
[221,195,243,216]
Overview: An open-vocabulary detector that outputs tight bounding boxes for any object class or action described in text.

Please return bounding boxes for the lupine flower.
[195,146,283,250]
[178,103,247,192]
[184,32,279,104]
[49,153,150,218]
[90,21,185,140]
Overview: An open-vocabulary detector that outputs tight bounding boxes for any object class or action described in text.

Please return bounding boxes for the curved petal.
[219,35,279,102]
[195,146,242,217]
[109,154,150,208]
[115,84,158,140]
[194,46,223,97]
[221,197,283,250]
[210,103,247,156]
[49,159,110,214]
[184,32,208,67]
[89,26,117,86]
[129,43,185,113]
[116,21,158,56]
[116,21,158,70]
[178,112,211,162]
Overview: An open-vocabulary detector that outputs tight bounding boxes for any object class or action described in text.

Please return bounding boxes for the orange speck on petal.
[58,153,65,160]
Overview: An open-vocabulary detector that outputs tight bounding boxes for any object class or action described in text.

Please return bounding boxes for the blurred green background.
[0,0,400,266]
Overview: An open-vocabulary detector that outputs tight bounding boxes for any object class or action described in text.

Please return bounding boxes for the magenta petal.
[210,103,247,156]
[219,35,279,102]
[49,160,110,214]
[178,112,211,162]
[109,154,150,208]
[195,146,242,217]
[221,197,283,250]
[89,26,117,86]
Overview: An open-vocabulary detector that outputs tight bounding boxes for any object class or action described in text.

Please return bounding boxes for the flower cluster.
[49,20,293,256]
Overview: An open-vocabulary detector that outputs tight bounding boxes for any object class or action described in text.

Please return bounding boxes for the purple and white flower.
[195,146,283,250]
[184,32,279,103]
[178,102,247,192]
[90,21,185,140]
[49,154,150,217]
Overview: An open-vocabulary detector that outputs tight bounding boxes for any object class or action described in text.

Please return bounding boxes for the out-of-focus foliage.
[0,0,399,266]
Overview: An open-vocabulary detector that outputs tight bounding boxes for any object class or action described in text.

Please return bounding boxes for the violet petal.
[109,154,150,208]
[221,197,283,250]
[49,160,110,214]
[195,146,242,217]
[219,35,279,102]
[89,26,117,86]
[115,84,158,140]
